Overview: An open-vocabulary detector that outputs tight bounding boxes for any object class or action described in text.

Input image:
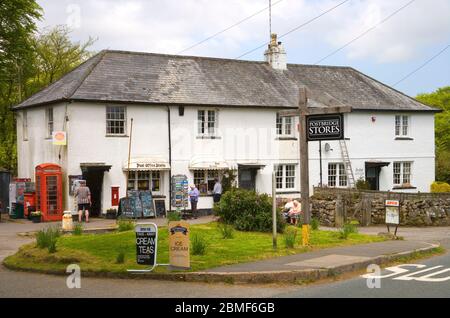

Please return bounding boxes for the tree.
[27,26,96,95]
[0,0,42,172]
[416,86,450,183]
[0,15,95,172]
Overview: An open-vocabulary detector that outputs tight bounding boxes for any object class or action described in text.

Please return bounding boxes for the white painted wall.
[17,103,436,213]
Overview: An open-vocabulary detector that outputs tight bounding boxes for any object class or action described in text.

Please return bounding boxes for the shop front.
[123,157,170,216]
[189,156,228,211]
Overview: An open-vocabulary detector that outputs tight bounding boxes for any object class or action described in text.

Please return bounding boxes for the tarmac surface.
[1,217,449,297]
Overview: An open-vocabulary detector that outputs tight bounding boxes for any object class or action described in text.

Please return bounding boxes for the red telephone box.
[35,163,63,222]
[111,186,119,206]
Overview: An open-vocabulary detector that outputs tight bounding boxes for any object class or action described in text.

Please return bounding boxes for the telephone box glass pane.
[46,176,58,215]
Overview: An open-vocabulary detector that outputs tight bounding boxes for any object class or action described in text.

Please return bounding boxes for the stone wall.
[311,187,450,227]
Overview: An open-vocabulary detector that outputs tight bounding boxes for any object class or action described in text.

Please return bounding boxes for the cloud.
[36,0,450,63]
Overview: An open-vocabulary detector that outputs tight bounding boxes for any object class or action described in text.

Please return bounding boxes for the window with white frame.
[106,106,126,135]
[127,171,161,192]
[328,163,347,187]
[194,170,220,194]
[198,110,217,137]
[393,162,412,186]
[276,113,293,136]
[395,115,409,136]
[23,110,28,141]
[46,107,53,138]
[275,164,296,190]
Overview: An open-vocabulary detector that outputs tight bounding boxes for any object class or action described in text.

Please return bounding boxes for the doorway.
[365,162,390,191]
[80,163,111,217]
[237,164,265,191]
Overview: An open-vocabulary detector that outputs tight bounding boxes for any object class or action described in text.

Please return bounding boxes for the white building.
[13,35,439,216]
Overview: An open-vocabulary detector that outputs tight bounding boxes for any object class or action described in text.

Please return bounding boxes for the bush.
[167,211,182,222]
[217,223,234,239]
[356,178,371,190]
[338,222,358,239]
[117,219,135,232]
[36,227,61,253]
[191,234,208,255]
[431,181,450,193]
[73,223,83,236]
[311,218,320,231]
[284,227,297,248]
[214,188,286,233]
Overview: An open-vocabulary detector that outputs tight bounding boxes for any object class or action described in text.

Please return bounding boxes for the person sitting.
[288,200,302,225]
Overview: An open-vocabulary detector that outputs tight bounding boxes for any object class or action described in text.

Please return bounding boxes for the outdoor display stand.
[385,199,400,237]
[35,163,63,222]
[171,175,189,217]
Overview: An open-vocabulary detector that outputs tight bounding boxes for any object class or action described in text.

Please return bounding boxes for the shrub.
[338,222,358,239]
[36,227,61,253]
[431,181,450,193]
[213,187,286,233]
[191,234,208,255]
[284,227,297,248]
[73,223,83,236]
[356,178,371,190]
[117,219,135,232]
[311,218,320,231]
[217,223,234,239]
[167,211,182,222]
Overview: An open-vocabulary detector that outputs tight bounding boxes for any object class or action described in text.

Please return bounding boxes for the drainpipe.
[167,106,172,212]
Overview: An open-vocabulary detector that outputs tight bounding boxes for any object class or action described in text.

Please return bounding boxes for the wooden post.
[298,87,310,246]
[272,171,277,249]
[126,118,134,199]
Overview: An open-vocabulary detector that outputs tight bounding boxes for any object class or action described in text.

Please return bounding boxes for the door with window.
[238,168,256,191]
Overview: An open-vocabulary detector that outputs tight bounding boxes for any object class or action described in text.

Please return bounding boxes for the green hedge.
[213,188,286,233]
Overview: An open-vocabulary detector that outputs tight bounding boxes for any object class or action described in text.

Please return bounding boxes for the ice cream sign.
[52,131,67,146]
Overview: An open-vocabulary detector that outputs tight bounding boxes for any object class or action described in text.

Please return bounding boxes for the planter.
[106,209,117,219]
[31,215,41,223]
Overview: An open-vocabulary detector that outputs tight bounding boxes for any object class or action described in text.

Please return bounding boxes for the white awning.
[123,157,170,171]
[189,155,228,170]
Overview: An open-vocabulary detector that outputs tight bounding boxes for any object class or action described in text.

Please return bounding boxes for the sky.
[35,0,450,97]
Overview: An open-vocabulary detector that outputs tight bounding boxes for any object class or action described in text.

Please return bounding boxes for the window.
[275,164,296,190]
[194,170,219,194]
[393,162,412,186]
[198,110,217,136]
[106,106,126,135]
[395,115,409,136]
[328,163,347,187]
[276,113,294,136]
[46,107,53,137]
[127,171,161,192]
[23,110,28,141]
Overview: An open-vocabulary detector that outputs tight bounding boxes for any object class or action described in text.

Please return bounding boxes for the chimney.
[264,33,287,70]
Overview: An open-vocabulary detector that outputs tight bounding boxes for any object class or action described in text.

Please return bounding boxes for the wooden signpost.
[385,199,400,237]
[279,87,352,246]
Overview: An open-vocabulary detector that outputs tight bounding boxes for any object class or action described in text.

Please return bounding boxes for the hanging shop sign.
[169,221,190,270]
[135,223,158,266]
[306,114,344,141]
[52,131,67,146]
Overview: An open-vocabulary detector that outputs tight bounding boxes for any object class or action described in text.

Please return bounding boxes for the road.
[1,219,450,298]
[277,239,450,298]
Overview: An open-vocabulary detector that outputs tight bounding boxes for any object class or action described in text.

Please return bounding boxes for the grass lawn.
[4,222,386,274]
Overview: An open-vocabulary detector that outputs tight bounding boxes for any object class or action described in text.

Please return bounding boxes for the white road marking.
[362,264,450,283]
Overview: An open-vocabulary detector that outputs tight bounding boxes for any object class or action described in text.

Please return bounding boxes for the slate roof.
[13,50,438,112]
